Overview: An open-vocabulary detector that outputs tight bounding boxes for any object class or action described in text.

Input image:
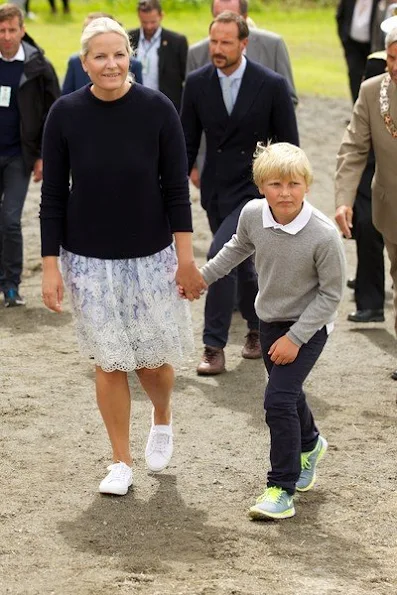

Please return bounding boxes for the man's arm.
[335,84,372,237]
[178,35,188,82]
[179,75,203,173]
[186,40,208,75]
[61,57,75,95]
[130,58,143,84]
[269,77,299,146]
[274,37,298,106]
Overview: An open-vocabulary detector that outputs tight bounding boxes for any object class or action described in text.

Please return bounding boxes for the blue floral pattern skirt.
[60,245,194,372]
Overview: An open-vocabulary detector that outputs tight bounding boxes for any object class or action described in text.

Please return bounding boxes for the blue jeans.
[203,202,259,348]
[0,155,31,292]
[259,321,328,494]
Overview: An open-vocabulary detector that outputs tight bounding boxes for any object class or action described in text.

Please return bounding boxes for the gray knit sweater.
[201,200,346,346]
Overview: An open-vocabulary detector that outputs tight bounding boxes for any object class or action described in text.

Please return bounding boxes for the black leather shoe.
[391,370,397,381]
[346,278,356,290]
[347,309,385,322]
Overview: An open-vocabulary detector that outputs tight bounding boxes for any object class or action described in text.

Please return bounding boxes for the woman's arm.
[174,232,207,301]
[42,256,64,313]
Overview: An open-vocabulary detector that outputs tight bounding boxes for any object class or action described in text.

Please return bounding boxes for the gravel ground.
[1,95,397,595]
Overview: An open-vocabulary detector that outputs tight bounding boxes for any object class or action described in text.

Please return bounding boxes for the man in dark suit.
[128,0,188,111]
[180,11,299,375]
[336,0,380,102]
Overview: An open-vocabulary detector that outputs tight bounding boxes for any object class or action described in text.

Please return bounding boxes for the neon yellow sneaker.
[249,486,295,520]
[296,435,328,492]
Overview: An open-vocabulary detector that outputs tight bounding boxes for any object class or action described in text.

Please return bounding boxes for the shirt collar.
[0,44,25,62]
[217,55,247,80]
[262,198,313,235]
[139,26,162,45]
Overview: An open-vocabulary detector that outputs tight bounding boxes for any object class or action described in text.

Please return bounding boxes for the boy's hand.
[268,335,299,365]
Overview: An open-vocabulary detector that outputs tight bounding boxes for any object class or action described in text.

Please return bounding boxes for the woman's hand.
[175,261,207,301]
[42,257,64,313]
[268,335,300,365]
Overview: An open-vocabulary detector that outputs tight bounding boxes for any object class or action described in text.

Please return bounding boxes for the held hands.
[42,260,64,313]
[176,261,207,301]
[335,205,353,239]
[268,335,300,365]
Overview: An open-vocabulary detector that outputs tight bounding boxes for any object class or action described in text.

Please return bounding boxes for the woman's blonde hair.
[80,17,132,58]
[252,142,313,189]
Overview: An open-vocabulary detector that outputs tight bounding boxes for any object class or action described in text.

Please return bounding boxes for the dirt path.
[1,96,397,595]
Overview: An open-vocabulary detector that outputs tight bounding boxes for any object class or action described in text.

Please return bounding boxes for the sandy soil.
[1,96,397,595]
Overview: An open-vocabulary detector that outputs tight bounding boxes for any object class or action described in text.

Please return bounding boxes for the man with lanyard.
[128,0,188,111]
[0,3,59,307]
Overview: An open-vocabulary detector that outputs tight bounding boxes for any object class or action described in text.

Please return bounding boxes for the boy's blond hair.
[253,142,313,189]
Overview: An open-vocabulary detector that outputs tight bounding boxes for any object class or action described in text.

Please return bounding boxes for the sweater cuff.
[286,330,304,347]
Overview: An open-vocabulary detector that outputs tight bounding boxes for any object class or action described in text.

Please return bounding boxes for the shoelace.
[301,451,313,471]
[256,486,283,504]
[301,453,312,469]
[148,431,171,454]
[203,347,221,362]
[106,463,131,482]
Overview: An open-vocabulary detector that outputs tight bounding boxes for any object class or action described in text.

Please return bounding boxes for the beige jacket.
[335,74,397,243]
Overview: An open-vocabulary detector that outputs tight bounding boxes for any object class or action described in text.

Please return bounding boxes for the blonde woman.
[40,18,205,495]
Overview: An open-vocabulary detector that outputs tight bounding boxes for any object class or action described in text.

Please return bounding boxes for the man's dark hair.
[0,3,24,26]
[211,0,249,18]
[137,0,162,14]
[209,10,249,40]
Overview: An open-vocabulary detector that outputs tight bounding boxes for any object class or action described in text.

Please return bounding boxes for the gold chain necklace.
[380,73,397,139]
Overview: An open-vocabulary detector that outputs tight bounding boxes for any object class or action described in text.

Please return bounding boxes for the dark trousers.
[342,37,370,103]
[204,202,259,348]
[0,155,31,293]
[353,195,385,310]
[259,321,328,494]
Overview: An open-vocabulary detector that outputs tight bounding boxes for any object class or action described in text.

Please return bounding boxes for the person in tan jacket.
[335,20,397,379]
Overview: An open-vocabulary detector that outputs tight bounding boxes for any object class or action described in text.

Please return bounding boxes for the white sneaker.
[145,414,173,473]
[99,462,133,495]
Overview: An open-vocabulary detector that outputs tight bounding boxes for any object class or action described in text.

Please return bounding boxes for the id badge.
[0,86,11,107]
[141,56,148,75]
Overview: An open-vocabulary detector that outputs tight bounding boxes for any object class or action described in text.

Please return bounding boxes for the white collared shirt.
[262,198,313,235]
[0,44,25,62]
[137,27,162,90]
[217,55,247,107]
[262,197,335,334]
[350,0,373,43]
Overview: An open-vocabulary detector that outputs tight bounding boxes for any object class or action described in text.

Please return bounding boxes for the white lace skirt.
[60,245,194,372]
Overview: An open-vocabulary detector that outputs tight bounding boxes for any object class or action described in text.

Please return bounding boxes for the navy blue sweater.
[40,83,192,259]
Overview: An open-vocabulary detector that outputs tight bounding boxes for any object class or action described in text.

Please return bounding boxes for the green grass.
[24,0,349,97]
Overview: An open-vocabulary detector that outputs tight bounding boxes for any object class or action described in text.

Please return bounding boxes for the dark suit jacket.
[180,59,299,218]
[61,54,143,95]
[129,27,188,110]
[336,0,380,44]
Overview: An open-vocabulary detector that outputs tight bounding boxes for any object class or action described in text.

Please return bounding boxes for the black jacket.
[180,59,299,218]
[128,27,188,111]
[16,41,60,172]
[336,0,380,44]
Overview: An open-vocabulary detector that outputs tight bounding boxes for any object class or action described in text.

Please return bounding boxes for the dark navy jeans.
[203,202,259,348]
[0,155,30,293]
[259,320,328,494]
